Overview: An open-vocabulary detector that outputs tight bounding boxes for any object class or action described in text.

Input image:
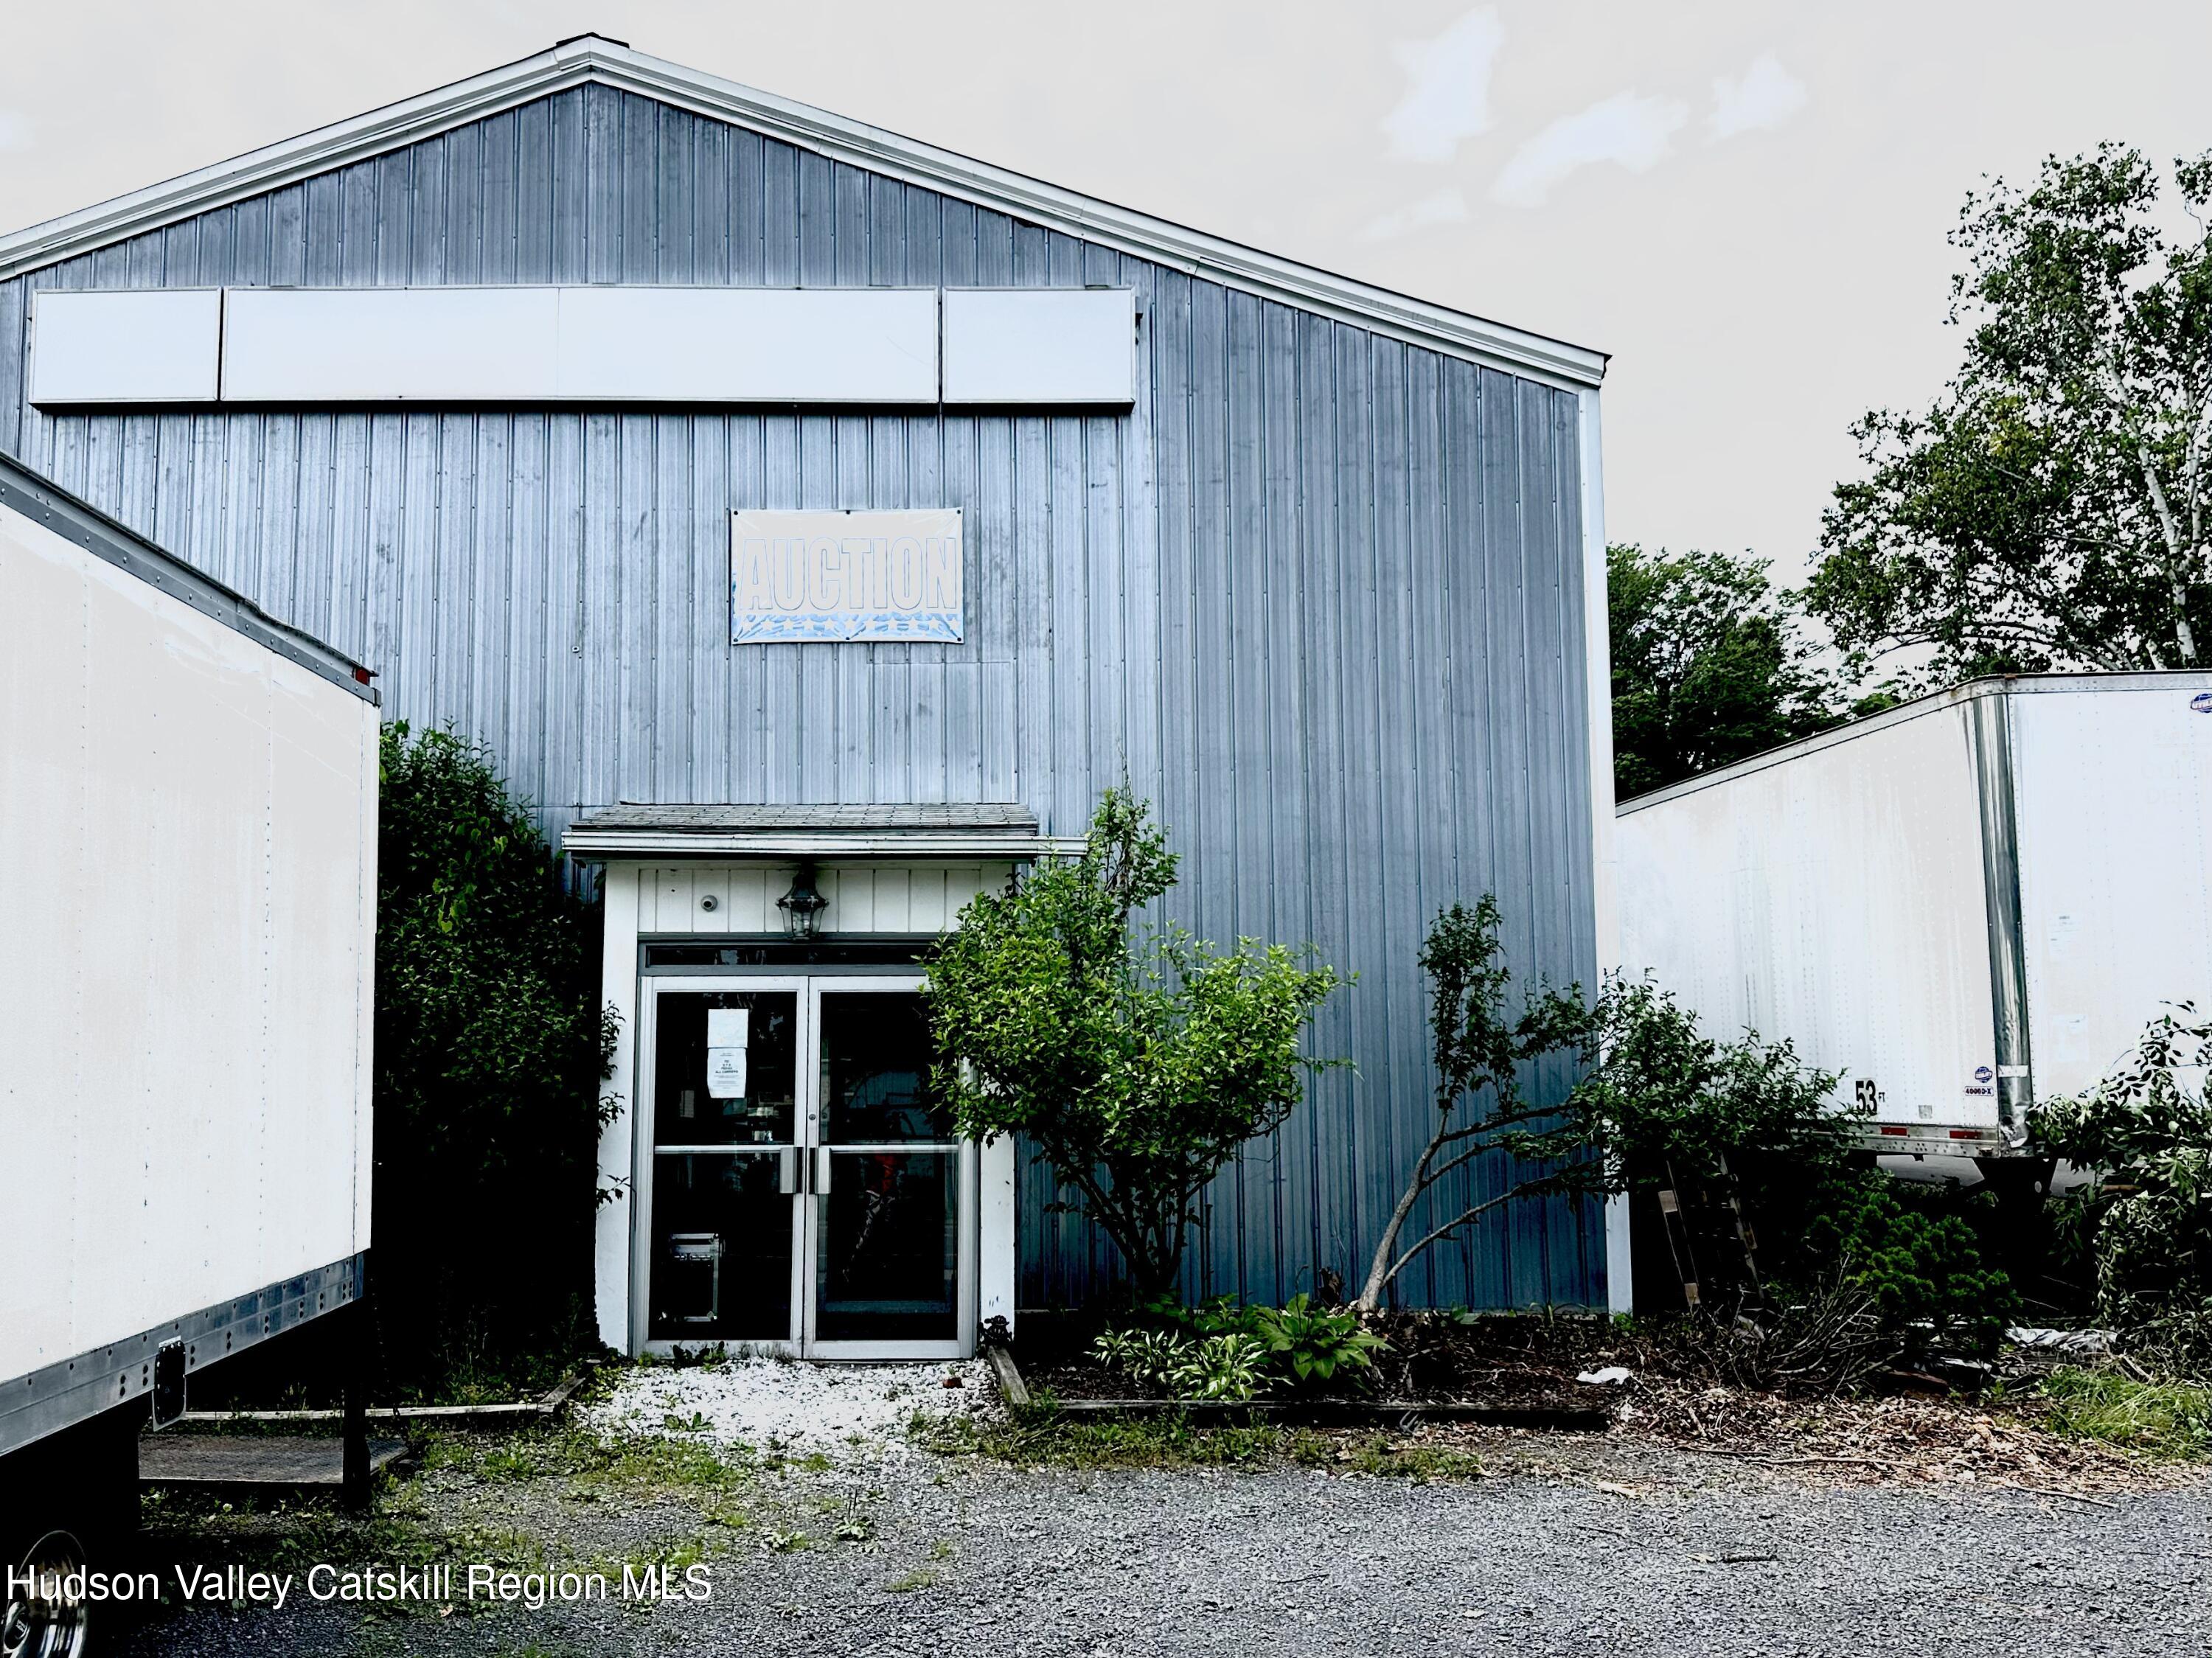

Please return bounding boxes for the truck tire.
[1,1528,91,1658]
[0,1409,139,1658]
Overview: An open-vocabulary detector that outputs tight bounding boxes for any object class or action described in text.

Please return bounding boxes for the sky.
[2,1,2208,579]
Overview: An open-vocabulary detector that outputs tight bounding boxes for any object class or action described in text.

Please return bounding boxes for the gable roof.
[0,35,1607,390]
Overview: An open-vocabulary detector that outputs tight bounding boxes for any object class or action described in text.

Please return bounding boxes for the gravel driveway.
[114,1425,2210,1658]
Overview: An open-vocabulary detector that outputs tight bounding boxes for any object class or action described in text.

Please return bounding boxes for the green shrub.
[1249,1295,1388,1388]
[926,790,1340,1300]
[2031,1009,2212,1338]
[1806,1175,2019,1354]
[373,723,617,1396]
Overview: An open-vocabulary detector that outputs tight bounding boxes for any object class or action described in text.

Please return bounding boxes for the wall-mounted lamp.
[777,861,828,941]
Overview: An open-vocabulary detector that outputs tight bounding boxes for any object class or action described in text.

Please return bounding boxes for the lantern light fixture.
[777,860,828,941]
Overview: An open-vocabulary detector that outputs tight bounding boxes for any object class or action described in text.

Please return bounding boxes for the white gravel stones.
[583,1356,1001,1460]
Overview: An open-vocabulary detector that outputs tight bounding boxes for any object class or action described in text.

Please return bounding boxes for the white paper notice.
[706,1008,750,1099]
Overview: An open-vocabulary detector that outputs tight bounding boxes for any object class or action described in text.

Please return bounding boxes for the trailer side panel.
[0,487,377,1433]
[2013,680,2212,1102]
[1616,703,2003,1141]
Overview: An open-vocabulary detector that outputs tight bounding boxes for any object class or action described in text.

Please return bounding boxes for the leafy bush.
[374,723,617,1396]
[2031,1009,2212,1342]
[928,790,1340,1300]
[1249,1295,1388,1388]
[1805,1175,2018,1356]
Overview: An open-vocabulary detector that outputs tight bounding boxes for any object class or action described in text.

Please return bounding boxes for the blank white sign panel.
[557,288,938,403]
[29,288,223,405]
[223,286,938,404]
[223,287,561,403]
[942,288,1135,405]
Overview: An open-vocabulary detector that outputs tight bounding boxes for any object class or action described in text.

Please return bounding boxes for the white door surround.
[565,818,1040,1359]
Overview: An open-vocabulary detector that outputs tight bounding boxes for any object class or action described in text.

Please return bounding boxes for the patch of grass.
[764,1528,811,1553]
[886,1570,936,1593]
[2042,1367,2212,1460]
[917,1407,1484,1480]
[928,1538,956,1561]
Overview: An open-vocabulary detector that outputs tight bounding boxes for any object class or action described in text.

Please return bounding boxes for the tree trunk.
[1355,1119,1447,1311]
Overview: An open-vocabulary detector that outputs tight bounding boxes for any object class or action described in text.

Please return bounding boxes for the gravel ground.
[581,1356,1002,1460]
[114,1423,2211,1658]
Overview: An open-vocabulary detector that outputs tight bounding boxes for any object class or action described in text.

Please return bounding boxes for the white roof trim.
[561,828,1088,861]
[0,36,1607,389]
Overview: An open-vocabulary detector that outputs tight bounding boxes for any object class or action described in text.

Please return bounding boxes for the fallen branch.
[1997,1481,2115,1509]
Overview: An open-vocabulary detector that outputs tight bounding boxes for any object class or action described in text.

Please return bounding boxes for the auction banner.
[730,508,964,644]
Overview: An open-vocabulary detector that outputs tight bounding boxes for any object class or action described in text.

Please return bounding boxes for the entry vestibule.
[566,804,1065,1359]
[640,974,973,1358]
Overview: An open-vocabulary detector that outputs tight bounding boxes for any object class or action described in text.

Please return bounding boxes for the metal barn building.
[0,37,1618,1357]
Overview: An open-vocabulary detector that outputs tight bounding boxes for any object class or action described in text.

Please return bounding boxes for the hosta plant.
[1250,1294,1389,1387]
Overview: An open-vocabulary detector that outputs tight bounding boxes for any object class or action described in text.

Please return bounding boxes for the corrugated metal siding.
[0,82,1605,1310]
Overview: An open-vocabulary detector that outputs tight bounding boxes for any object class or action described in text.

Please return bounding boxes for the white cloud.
[1357,189,1471,244]
[1707,52,1808,142]
[0,114,32,153]
[1490,91,1688,207]
[1380,8,1506,164]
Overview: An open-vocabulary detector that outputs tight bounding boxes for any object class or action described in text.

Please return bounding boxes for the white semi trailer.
[0,453,379,1653]
[1615,672,2212,1182]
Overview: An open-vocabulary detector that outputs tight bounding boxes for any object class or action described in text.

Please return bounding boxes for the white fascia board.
[1576,386,1632,1315]
[561,830,1088,860]
[0,38,1607,391]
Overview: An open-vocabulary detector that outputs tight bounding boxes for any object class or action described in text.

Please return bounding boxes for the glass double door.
[641,976,973,1359]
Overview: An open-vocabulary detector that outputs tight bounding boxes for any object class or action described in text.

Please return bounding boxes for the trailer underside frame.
[0,1253,365,1460]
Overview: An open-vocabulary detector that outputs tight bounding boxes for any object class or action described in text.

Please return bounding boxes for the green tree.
[1608,543,1839,798]
[924,789,1340,1301]
[375,724,617,1392]
[1355,897,1591,1309]
[1807,144,2212,686]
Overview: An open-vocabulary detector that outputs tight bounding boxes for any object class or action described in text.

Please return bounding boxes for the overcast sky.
[4,1,2208,579]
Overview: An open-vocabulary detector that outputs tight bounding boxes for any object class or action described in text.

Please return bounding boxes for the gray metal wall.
[0,82,1605,1310]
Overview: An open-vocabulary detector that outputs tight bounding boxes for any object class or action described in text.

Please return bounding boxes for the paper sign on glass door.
[706,1008,750,1098]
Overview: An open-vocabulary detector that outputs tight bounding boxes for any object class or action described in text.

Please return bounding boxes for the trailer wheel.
[1,1528,91,1658]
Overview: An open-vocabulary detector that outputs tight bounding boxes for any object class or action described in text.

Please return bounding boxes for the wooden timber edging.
[982,1347,1607,1431]
[176,1365,597,1430]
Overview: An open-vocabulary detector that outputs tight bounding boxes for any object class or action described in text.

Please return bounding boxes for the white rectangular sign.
[730,509,963,644]
[705,1007,750,1099]
[29,289,223,404]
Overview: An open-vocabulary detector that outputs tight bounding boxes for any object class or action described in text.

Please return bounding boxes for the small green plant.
[886,1570,936,1594]
[1165,1334,1273,1403]
[2042,1367,2212,1460]
[1249,1295,1388,1388]
[764,1528,810,1553]
[1092,1327,1194,1390]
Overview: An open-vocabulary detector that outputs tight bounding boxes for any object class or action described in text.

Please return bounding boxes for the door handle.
[777,1148,799,1195]
[815,1148,835,1196]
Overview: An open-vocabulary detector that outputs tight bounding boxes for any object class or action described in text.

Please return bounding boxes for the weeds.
[2042,1368,2212,1460]
[916,1407,1484,1480]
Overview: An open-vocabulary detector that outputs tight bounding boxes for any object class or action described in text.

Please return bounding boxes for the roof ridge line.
[0,39,1607,388]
